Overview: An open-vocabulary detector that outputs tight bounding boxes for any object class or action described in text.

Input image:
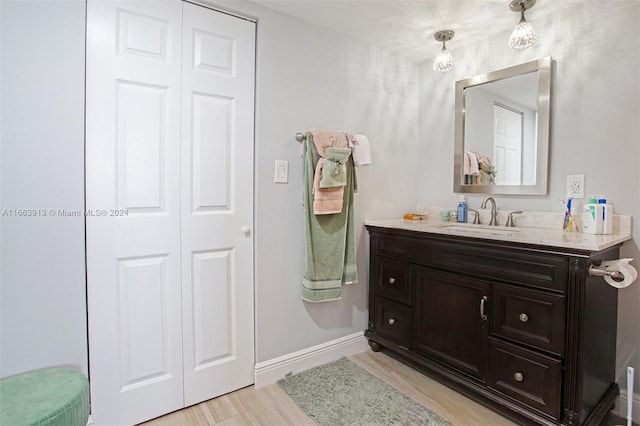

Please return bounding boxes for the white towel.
[350,134,371,167]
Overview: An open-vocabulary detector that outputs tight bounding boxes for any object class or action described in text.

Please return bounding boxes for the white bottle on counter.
[598,196,613,235]
[583,196,604,235]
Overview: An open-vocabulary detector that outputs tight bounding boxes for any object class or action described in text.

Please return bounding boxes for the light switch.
[274,160,288,183]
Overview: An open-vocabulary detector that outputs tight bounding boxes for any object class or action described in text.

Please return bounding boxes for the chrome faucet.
[468,208,481,224]
[481,197,498,226]
[505,211,523,228]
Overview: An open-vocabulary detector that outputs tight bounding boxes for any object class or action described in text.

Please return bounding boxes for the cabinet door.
[413,267,489,381]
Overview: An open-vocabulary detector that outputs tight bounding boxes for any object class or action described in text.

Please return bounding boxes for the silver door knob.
[388,318,396,325]
[514,372,524,382]
[241,226,251,237]
[388,277,396,284]
[519,313,529,323]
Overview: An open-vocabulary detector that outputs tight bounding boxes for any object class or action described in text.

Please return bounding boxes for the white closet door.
[180,2,255,406]
[87,1,256,423]
[86,1,184,424]
[494,104,523,185]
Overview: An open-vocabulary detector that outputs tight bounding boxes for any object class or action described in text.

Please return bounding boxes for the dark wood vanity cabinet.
[365,225,621,426]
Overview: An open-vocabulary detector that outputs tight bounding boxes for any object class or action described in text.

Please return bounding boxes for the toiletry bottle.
[457,195,468,223]
[598,196,613,234]
[563,196,573,231]
[583,196,603,234]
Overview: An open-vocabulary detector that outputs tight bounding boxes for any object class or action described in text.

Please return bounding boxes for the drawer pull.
[388,277,396,285]
[480,296,488,321]
[519,313,529,323]
[388,318,396,325]
[514,372,524,382]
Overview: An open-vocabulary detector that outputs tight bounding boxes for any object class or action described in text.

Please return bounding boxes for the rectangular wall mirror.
[453,57,552,195]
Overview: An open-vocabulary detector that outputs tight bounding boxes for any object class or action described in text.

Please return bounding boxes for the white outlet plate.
[566,174,585,199]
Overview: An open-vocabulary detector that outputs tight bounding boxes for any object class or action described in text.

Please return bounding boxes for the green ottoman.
[0,368,90,426]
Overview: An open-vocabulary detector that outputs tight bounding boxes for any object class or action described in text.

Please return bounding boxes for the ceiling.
[247,0,581,62]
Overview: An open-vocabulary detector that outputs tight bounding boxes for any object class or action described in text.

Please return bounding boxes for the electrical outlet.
[566,175,585,199]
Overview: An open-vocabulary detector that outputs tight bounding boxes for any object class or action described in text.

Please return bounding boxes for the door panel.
[117,255,172,391]
[191,93,232,211]
[191,249,233,367]
[116,81,168,211]
[180,2,255,406]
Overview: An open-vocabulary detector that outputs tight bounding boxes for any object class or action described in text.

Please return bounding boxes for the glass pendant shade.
[509,18,538,49]
[433,30,455,73]
[433,47,455,73]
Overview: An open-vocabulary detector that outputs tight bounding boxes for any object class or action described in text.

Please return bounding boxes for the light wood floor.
[142,349,520,425]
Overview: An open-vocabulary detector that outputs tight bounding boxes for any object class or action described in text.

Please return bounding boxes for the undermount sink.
[437,223,520,235]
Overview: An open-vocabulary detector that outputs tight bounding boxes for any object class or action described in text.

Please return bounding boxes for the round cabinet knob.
[241,226,251,237]
[514,372,524,382]
[388,318,396,325]
[388,277,396,285]
[519,313,529,323]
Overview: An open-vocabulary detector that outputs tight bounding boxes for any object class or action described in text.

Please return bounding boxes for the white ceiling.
[247,0,582,62]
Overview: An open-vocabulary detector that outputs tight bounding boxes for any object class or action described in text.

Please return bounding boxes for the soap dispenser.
[457,195,468,223]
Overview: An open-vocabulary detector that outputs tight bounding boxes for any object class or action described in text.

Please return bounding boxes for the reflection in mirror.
[454,57,552,195]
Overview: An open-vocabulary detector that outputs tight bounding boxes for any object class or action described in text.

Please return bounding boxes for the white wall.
[418,1,640,389]
[3,0,636,397]
[215,1,419,362]
[0,0,419,379]
[0,1,88,377]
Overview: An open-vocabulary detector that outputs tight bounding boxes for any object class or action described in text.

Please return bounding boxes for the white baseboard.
[612,389,640,421]
[254,331,369,388]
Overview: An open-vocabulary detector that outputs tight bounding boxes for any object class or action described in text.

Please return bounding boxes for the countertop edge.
[364,219,632,252]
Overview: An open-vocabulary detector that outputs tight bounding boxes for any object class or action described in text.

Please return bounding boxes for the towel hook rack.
[295,132,305,143]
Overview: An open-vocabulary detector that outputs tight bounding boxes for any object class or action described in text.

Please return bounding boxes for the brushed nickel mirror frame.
[453,56,552,195]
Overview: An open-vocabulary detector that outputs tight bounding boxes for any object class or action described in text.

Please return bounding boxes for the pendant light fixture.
[433,30,455,73]
[509,0,538,50]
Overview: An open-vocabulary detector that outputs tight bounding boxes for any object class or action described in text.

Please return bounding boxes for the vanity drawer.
[491,283,565,356]
[488,338,562,420]
[375,256,412,305]
[374,297,412,347]
[372,230,568,293]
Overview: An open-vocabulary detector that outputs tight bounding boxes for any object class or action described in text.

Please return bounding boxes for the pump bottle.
[583,196,603,234]
[457,195,468,223]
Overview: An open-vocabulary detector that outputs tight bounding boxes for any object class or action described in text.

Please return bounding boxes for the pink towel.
[464,151,480,176]
[313,158,346,214]
[309,130,349,215]
[310,129,348,155]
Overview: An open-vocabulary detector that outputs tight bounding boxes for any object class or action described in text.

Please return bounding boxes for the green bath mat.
[277,357,453,426]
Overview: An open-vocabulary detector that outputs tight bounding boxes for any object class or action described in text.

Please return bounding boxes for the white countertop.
[364,218,633,252]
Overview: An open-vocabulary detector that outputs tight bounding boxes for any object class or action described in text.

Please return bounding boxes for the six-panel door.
[86,1,255,424]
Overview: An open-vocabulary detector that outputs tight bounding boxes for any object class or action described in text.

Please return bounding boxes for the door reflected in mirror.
[454,57,552,195]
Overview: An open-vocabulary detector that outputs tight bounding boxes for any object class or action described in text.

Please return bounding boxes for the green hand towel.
[302,133,358,302]
[319,147,351,189]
